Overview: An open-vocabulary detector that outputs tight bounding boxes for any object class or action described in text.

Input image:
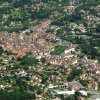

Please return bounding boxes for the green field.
[51,45,67,55]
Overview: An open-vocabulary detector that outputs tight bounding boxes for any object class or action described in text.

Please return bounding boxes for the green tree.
[96,24,100,33]
[21,55,38,65]
[67,95,75,100]
[0,47,3,55]
[67,67,83,81]
[40,57,46,63]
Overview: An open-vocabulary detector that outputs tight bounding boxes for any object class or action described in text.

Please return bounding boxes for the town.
[0,0,100,100]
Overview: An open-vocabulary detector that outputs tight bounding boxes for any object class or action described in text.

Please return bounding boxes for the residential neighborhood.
[0,0,100,100]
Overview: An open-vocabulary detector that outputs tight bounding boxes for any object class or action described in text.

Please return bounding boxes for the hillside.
[0,0,100,100]
[0,0,99,60]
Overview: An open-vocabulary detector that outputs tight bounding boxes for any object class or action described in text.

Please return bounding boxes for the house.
[51,97,61,100]
[92,82,99,90]
[93,67,100,76]
[37,95,42,100]
[64,6,75,14]
[65,47,76,54]
[48,82,68,89]
[3,59,9,64]
[79,90,87,96]
[87,91,100,95]
[90,95,100,100]
[53,90,75,95]
[48,84,58,89]
[0,85,5,90]
[68,81,84,90]
[53,90,87,96]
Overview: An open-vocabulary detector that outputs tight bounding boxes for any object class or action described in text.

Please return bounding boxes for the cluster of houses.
[0,22,99,99]
[0,0,100,99]
[0,28,99,99]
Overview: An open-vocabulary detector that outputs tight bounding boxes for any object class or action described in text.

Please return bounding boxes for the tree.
[67,67,83,81]
[35,8,51,19]
[0,46,3,55]
[40,57,46,64]
[74,91,80,100]
[0,58,3,64]
[70,12,82,22]
[79,79,89,87]
[67,95,75,100]
[13,86,20,92]
[21,55,38,66]
[96,24,100,33]
[51,20,64,26]
[79,43,99,59]
[56,29,64,36]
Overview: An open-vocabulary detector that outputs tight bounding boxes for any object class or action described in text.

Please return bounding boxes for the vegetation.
[0,90,36,100]
[67,67,83,81]
[0,0,99,99]
[51,45,67,55]
[79,79,89,87]
[0,47,3,55]
[21,55,38,65]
